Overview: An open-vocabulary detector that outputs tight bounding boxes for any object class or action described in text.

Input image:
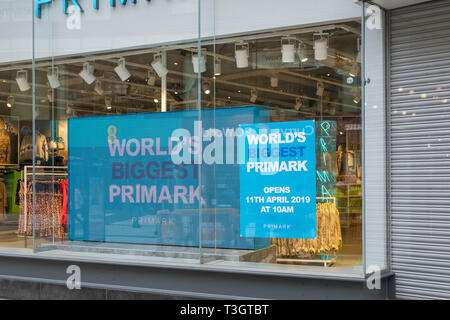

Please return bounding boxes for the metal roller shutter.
[390,0,450,300]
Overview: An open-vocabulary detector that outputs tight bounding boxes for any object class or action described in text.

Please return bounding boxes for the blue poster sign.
[239,120,317,238]
[68,106,270,249]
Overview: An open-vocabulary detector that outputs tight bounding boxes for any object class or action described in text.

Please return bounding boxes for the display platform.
[39,241,277,263]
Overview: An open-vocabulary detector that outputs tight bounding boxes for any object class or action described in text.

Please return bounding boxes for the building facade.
[0,0,446,300]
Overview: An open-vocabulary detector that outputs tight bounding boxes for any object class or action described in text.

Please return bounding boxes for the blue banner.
[239,120,317,238]
[68,106,270,249]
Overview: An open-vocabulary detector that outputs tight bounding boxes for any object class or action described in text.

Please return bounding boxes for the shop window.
[0,20,363,275]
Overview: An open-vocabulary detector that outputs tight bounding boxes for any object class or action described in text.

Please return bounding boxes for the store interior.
[0,20,363,272]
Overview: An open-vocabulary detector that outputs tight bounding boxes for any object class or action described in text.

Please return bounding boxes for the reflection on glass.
[0,19,363,274]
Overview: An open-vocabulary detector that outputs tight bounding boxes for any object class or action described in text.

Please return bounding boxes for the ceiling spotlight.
[297,41,309,63]
[47,67,61,89]
[105,96,112,110]
[151,53,168,78]
[16,70,30,92]
[147,70,157,86]
[235,42,249,69]
[6,96,14,108]
[192,50,206,74]
[79,62,96,84]
[314,33,329,61]
[215,58,222,76]
[270,76,279,88]
[250,88,258,103]
[295,97,303,111]
[94,80,104,95]
[316,81,325,97]
[114,57,131,81]
[203,81,211,95]
[281,37,296,63]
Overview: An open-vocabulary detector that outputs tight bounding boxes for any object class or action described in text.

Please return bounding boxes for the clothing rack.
[23,166,67,246]
[277,256,336,267]
[276,196,338,267]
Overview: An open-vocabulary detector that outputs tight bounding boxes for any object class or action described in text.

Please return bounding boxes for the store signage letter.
[36,0,152,19]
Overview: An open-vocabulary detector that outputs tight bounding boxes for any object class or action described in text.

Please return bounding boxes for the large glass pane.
[0,1,33,249]
[29,1,204,264]
[200,0,365,275]
[362,1,388,273]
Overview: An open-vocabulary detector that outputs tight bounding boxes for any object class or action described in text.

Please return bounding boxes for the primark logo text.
[35,0,152,18]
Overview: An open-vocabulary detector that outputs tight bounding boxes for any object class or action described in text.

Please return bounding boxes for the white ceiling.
[371,0,432,9]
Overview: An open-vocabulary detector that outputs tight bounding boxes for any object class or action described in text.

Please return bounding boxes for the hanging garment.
[345,151,356,175]
[336,148,344,175]
[18,181,31,235]
[19,132,49,163]
[15,179,21,206]
[19,134,33,163]
[9,133,18,165]
[17,181,66,239]
[272,202,342,257]
[0,131,11,165]
[0,180,7,216]
[60,179,68,232]
[36,134,49,162]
